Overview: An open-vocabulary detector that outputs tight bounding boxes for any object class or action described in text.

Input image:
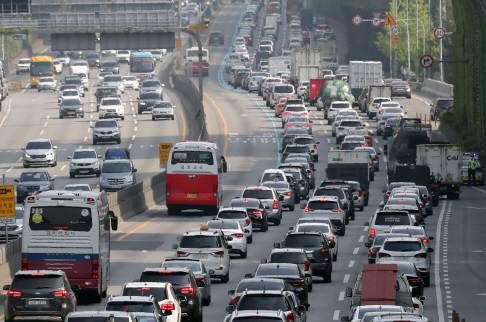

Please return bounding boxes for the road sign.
[420,55,434,68]
[371,17,382,27]
[383,13,397,26]
[372,12,382,18]
[352,15,362,26]
[175,38,182,49]
[434,27,446,39]
[159,143,173,167]
[392,35,400,47]
[392,27,400,36]
[189,25,207,30]
[0,185,15,224]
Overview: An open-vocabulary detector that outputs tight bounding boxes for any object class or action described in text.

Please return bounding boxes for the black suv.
[274,232,335,282]
[429,97,453,120]
[138,92,161,113]
[139,267,202,322]
[3,270,77,322]
[209,31,225,45]
[229,198,269,232]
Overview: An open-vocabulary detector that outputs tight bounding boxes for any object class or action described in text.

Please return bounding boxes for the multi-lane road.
[0,2,484,322]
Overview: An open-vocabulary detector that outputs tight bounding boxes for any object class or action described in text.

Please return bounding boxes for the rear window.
[385,118,400,125]
[105,302,154,313]
[218,211,246,219]
[283,234,322,248]
[285,106,306,112]
[171,151,214,165]
[437,99,453,108]
[375,213,411,225]
[262,172,285,182]
[242,189,274,199]
[383,241,422,252]
[238,295,286,311]
[208,221,239,230]
[307,200,338,210]
[340,121,361,127]
[340,143,361,150]
[11,275,63,289]
[28,206,92,232]
[236,281,285,293]
[313,189,344,199]
[387,198,417,206]
[256,265,299,276]
[233,318,283,322]
[270,252,306,264]
[384,108,403,113]
[122,286,167,301]
[274,86,293,93]
[67,318,129,322]
[285,146,309,153]
[391,227,424,236]
[262,182,289,189]
[373,98,391,104]
[140,271,191,285]
[229,199,260,208]
[179,235,221,248]
[331,103,350,109]
[293,138,312,145]
[296,224,330,234]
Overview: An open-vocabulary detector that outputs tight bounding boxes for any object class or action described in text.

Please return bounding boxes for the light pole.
[439,0,444,81]
[406,0,411,81]
[428,0,431,78]
[415,0,419,81]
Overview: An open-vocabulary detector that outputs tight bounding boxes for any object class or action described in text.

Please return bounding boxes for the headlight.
[96,60,100,62]
[91,161,98,165]
[42,184,50,189]
[139,102,146,105]
[24,153,30,158]
[71,162,77,166]
[101,177,108,184]
[18,184,25,189]
[126,176,133,183]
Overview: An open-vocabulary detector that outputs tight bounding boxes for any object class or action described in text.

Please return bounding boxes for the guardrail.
[0,237,21,265]
[421,78,453,98]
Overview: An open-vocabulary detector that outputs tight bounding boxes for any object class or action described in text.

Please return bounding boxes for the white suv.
[335,119,365,144]
[99,97,125,120]
[258,169,288,184]
[282,104,308,127]
[172,225,231,283]
[326,101,353,124]
[375,236,434,286]
[68,148,101,178]
[269,84,295,108]
[215,207,253,243]
[367,97,392,119]
[301,196,347,236]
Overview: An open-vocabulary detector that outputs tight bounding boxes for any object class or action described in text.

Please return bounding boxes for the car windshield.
[26,141,51,150]
[341,142,361,149]
[73,62,87,66]
[262,182,289,189]
[143,81,160,87]
[357,307,402,319]
[375,213,411,225]
[293,138,312,144]
[105,302,154,313]
[307,200,338,210]
[288,116,309,123]
[285,146,309,153]
[261,173,284,183]
[394,264,418,275]
[313,189,344,199]
[270,252,306,264]
[297,224,330,234]
[28,206,92,231]
[97,88,118,96]
[256,265,299,276]
[437,100,453,108]
[141,93,160,99]
[65,79,82,85]
[179,235,220,248]
[62,99,81,106]
[387,198,416,206]
[238,295,286,311]
[283,234,322,247]
[274,85,293,93]
[123,76,137,81]
[161,262,201,273]
[383,241,422,252]
[340,121,362,127]
[102,162,132,173]
[236,281,284,293]
[285,106,306,112]
[74,73,87,79]
[73,151,96,159]
[207,220,239,230]
[19,59,31,64]
[63,91,78,96]
[64,185,91,191]
[95,120,117,128]
[102,99,121,106]
[242,189,274,199]
[20,172,48,182]
[118,51,130,55]
[104,76,122,82]
[154,102,172,109]
[386,118,400,125]
[122,287,167,301]
[39,78,53,83]
[84,54,99,59]
[218,211,246,219]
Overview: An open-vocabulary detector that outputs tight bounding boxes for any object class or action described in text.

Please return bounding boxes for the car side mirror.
[328,241,336,248]
[429,236,434,240]
[279,149,283,153]
[377,152,381,155]
[98,155,102,158]
[288,226,294,231]
[21,147,25,150]
[3,285,10,290]
[67,156,72,160]
[225,236,234,241]
[414,222,420,226]
[14,179,19,182]
[226,305,235,313]
[109,211,118,231]
[172,244,178,249]
[297,305,306,312]
[244,229,250,234]
[419,296,426,301]
[133,169,137,173]
[345,287,353,297]
[364,222,369,226]
[228,289,235,296]
[226,244,233,249]
[278,195,284,201]
[50,178,55,181]
[364,242,371,248]
[72,284,81,291]
[261,259,268,264]
[244,273,253,278]
[178,295,188,307]
[273,242,281,248]
[427,247,434,253]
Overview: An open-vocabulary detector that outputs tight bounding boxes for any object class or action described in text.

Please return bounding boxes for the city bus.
[30,56,55,87]
[21,190,118,302]
[129,52,155,81]
[166,141,227,216]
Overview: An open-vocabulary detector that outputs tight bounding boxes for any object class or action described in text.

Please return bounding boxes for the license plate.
[440,186,447,190]
[27,300,47,306]
[187,193,197,198]
[393,256,410,261]
[68,112,76,115]
[80,170,89,174]
[193,254,208,259]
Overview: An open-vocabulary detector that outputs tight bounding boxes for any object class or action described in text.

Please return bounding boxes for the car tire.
[247,235,253,244]
[52,161,57,167]
[37,89,40,92]
[289,205,295,211]
[241,250,247,259]
[333,253,337,261]
[359,206,364,211]
[93,139,97,145]
[171,116,175,120]
[424,275,431,287]
[274,218,281,226]
[152,116,156,121]
[81,113,84,118]
[221,272,229,283]
[60,115,63,119]
[261,224,268,232]
[339,225,345,236]
[370,173,375,181]
[121,116,124,120]
[138,109,143,114]
[92,291,102,303]
[116,138,121,144]
[364,198,369,206]
[345,216,349,225]
[202,296,211,306]
[96,171,100,177]
[70,172,75,179]
[323,272,332,283]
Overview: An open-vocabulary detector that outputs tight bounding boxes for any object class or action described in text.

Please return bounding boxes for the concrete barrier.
[0,238,22,290]
[421,78,453,98]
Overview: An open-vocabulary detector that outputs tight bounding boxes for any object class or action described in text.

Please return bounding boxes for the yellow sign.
[175,38,183,49]
[189,25,207,30]
[0,185,15,223]
[159,143,173,165]
[392,35,400,48]
[384,13,397,26]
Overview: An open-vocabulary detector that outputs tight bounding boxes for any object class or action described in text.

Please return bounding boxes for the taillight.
[304,208,313,212]
[320,247,330,255]
[431,184,436,188]
[286,192,292,196]
[213,184,218,197]
[304,261,310,271]
[211,251,225,258]
[435,106,441,109]
[329,109,335,112]
[414,253,428,258]
[180,287,195,294]
[166,184,171,196]
[369,161,373,164]
[8,291,22,297]
[286,123,293,127]
[413,303,420,309]
[177,251,189,257]
[162,302,175,310]
[284,112,291,116]
[232,233,244,237]
[358,189,362,197]
[313,144,317,150]
[291,280,306,285]
[301,112,308,115]
[328,236,334,241]
[22,258,28,271]
[305,123,311,127]
[332,209,341,212]
[422,239,429,243]
[308,172,313,176]
[53,290,69,297]
[273,200,279,209]
[245,218,251,226]
[338,127,344,130]
[370,248,377,254]
[272,93,275,99]
[92,259,99,279]
[386,193,390,197]
[252,210,263,215]
[378,252,390,258]
[287,313,295,322]
[405,87,411,90]
[370,229,376,236]
[408,278,421,285]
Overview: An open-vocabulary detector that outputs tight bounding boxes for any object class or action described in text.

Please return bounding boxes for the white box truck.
[265,15,278,31]
[315,39,338,63]
[290,48,322,85]
[366,85,393,116]
[268,56,291,76]
[416,144,463,199]
[348,61,382,107]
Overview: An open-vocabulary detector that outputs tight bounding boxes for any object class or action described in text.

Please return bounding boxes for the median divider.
[0,238,22,292]
[421,78,454,98]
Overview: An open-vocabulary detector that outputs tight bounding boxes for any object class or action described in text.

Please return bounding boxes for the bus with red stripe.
[166,141,227,216]
[21,190,118,302]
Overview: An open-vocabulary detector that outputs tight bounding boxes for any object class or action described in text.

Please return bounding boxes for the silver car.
[261,181,296,211]
[241,186,284,226]
[248,76,263,92]
[140,80,164,98]
[103,75,125,93]
[0,207,24,242]
[354,146,380,171]
[99,159,137,192]
[92,118,122,145]
[22,139,57,168]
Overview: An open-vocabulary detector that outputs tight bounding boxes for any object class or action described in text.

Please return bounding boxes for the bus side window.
[221,156,227,173]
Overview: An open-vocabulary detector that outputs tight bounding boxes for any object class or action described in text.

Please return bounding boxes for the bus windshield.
[31,61,53,77]
[130,57,154,73]
[28,206,93,231]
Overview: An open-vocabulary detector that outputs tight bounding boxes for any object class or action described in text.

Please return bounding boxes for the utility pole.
[406,0,411,81]
[395,0,398,79]
[428,0,431,78]
[415,0,419,81]
[439,0,443,81]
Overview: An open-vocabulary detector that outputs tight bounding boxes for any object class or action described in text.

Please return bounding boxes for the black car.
[229,198,269,232]
[429,97,453,120]
[138,93,161,113]
[302,31,311,45]
[275,232,334,282]
[84,53,101,67]
[227,278,291,306]
[247,263,309,305]
[59,98,84,119]
[139,267,202,322]
[209,31,224,45]
[382,117,400,139]
[100,61,119,74]
[3,270,77,322]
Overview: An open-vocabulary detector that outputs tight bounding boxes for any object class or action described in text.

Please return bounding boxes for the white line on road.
[343,274,350,283]
[87,128,91,132]
[348,260,355,268]
[16,157,22,162]
[132,135,136,140]
[327,138,331,143]
[44,122,48,127]
[338,292,345,301]
[353,247,359,255]
[40,130,44,135]
[60,165,66,171]
[0,98,12,128]
[379,146,383,152]
[83,137,87,142]
[383,156,388,162]
[89,121,93,125]
[128,143,132,149]
[374,138,378,143]
[333,310,340,320]
[90,114,93,118]
[6,167,13,173]
[46,115,50,120]
[134,127,138,131]
[358,235,364,242]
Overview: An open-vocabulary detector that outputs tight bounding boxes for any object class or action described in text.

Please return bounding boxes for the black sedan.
[59,99,84,118]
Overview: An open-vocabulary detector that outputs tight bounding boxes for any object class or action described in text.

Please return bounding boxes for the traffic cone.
[452,311,458,322]
[19,81,22,89]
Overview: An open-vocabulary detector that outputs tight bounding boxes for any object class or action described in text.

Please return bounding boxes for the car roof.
[143,267,191,273]
[183,228,223,236]
[308,196,339,201]
[27,138,51,143]
[244,185,273,190]
[270,248,306,254]
[103,159,131,164]
[218,207,249,213]
[384,236,422,242]
[108,296,154,303]
[73,148,96,152]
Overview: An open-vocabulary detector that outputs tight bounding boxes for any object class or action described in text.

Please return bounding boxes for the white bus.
[21,190,118,302]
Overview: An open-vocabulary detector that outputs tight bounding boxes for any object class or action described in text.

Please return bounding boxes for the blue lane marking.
[217,12,281,168]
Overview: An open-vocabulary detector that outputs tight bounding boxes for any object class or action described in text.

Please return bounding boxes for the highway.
[0,2,483,322]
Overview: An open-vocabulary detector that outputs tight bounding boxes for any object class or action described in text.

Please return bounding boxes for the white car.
[116,50,131,63]
[281,104,308,127]
[367,97,392,119]
[335,119,365,144]
[233,37,246,47]
[293,135,319,162]
[297,81,309,98]
[207,220,248,258]
[172,225,231,283]
[103,75,125,93]
[375,236,433,286]
[122,76,139,90]
[16,58,31,74]
[102,50,116,56]
[302,196,347,236]
[53,59,63,74]
[289,38,302,47]
[258,169,288,184]
[37,77,57,92]
[99,97,125,120]
[63,183,92,191]
[294,222,339,261]
[340,305,406,322]
[327,101,353,124]
[59,89,81,103]
[232,44,247,52]
[70,60,90,77]
[68,148,101,178]
[152,101,175,121]
[215,207,253,243]
[235,48,250,61]
[98,72,114,85]
[73,73,89,90]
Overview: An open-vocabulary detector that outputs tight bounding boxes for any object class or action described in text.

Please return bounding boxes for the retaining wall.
[421,78,454,98]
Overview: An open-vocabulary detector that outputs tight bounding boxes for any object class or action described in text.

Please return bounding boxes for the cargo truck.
[290,48,322,86]
[286,0,303,21]
[416,144,463,199]
[326,150,370,206]
[366,85,392,115]
[268,57,290,76]
[308,78,328,106]
[265,15,278,31]
[348,61,382,107]
[315,39,337,63]
[390,164,440,206]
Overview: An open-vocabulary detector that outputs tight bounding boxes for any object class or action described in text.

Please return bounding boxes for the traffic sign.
[392,27,400,36]
[392,35,400,47]
[189,25,207,30]
[420,55,434,68]
[371,17,382,27]
[352,15,362,26]
[0,185,15,224]
[434,27,446,39]
[372,12,382,18]
[175,38,182,49]
[159,143,173,168]
[383,13,397,26]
